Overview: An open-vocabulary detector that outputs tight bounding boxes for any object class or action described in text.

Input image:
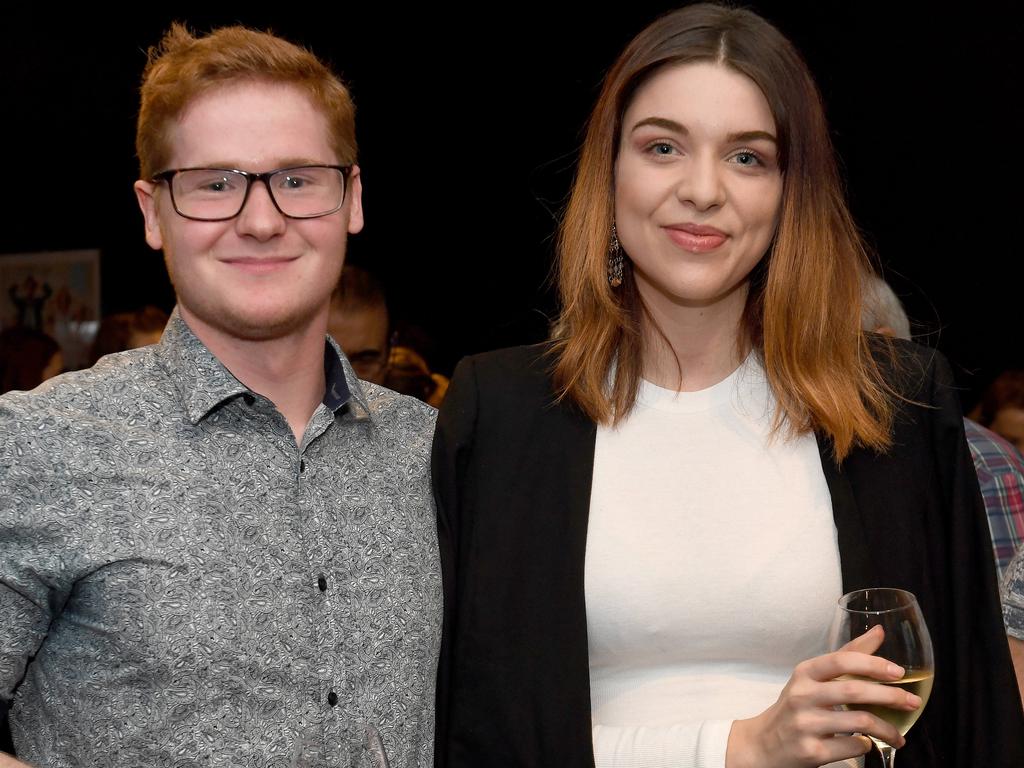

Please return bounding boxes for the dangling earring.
[607,223,624,288]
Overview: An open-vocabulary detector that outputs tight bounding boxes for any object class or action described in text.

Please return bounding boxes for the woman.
[433,4,1023,767]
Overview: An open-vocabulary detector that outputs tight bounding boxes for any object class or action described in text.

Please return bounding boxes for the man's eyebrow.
[628,117,778,146]
[194,158,328,170]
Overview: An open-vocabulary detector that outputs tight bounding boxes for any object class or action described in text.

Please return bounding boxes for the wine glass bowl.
[828,588,934,767]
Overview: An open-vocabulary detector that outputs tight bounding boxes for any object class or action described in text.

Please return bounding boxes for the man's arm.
[0,403,76,765]
[1011,636,1024,710]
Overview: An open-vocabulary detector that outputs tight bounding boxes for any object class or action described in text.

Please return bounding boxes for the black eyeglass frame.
[151,164,353,222]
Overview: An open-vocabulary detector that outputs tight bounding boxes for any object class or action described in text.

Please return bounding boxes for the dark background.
[2,2,1020,408]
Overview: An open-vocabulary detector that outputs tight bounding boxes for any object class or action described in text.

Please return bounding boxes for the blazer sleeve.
[431,356,479,768]
[926,351,1024,765]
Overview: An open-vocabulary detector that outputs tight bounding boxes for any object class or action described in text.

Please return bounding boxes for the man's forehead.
[164,80,335,171]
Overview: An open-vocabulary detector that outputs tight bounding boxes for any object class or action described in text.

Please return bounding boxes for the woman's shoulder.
[458,343,554,376]
[867,334,954,404]
[450,343,557,401]
[441,343,594,435]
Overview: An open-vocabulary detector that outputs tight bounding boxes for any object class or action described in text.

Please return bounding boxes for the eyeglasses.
[152,165,352,221]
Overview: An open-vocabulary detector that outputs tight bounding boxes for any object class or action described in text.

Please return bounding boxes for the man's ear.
[345,165,364,235]
[134,180,164,251]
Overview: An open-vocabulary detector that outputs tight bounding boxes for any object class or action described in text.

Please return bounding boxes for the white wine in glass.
[827,588,934,768]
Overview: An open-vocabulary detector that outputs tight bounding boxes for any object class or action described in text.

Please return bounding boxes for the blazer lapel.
[816,434,877,592]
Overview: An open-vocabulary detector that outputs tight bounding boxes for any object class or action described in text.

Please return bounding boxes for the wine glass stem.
[877,741,896,768]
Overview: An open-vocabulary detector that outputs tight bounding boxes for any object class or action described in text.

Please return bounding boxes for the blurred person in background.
[89,305,170,364]
[977,371,1024,454]
[0,327,62,394]
[327,264,392,385]
[329,264,448,405]
[862,275,1024,578]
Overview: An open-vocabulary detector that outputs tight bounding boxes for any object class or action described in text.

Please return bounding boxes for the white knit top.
[586,355,857,768]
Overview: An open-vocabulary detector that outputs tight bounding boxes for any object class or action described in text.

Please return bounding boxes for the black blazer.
[433,342,1024,767]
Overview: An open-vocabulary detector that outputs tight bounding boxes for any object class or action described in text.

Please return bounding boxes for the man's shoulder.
[358,382,437,439]
[0,346,171,438]
[965,419,1024,477]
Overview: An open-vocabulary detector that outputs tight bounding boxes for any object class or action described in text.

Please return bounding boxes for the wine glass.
[827,588,934,768]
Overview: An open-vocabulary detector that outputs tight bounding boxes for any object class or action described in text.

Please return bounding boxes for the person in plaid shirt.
[862,275,1024,579]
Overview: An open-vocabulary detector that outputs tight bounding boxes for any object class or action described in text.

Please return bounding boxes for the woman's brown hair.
[552,2,893,459]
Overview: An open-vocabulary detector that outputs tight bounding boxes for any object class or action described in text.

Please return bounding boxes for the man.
[327,265,393,385]
[977,370,1024,454]
[1001,547,1024,710]
[0,24,440,768]
[327,266,449,406]
[861,275,1024,577]
[862,276,1024,706]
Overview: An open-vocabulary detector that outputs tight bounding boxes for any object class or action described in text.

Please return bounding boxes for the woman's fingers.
[815,706,908,748]
[799,734,874,766]
[772,682,909,748]
[797,629,905,684]
[840,623,885,654]
[821,677,922,711]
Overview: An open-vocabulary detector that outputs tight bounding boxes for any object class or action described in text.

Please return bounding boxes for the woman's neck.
[638,284,750,392]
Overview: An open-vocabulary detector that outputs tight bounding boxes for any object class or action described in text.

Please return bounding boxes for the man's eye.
[185,173,240,194]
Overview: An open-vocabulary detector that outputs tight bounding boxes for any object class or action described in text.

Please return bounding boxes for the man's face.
[134,81,363,344]
[327,302,390,384]
[991,407,1024,454]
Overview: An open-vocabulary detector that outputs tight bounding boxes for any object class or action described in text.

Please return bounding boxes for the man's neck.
[180,307,328,445]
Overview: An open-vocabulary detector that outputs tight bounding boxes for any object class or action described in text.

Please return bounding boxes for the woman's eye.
[731,151,762,167]
[646,142,677,156]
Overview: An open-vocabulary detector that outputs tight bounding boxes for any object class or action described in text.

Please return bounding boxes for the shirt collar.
[157,309,368,424]
[325,334,372,419]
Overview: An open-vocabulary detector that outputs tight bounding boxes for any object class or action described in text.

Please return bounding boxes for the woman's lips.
[664,225,728,253]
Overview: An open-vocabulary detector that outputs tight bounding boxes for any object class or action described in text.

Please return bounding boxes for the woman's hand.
[725,626,922,768]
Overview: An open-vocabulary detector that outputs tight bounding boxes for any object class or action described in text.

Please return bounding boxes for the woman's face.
[614,62,783,321]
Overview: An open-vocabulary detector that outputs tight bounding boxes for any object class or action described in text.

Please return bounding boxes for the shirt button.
[318,575,328,592]
[243,393,255,405]
[300,459,306,473]
[328,690,338,706]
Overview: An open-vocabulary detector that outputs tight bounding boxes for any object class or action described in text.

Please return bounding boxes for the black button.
[300,460,306,473]
[317,575,327,592]
[327,690,338,706]
[243,393,255,405]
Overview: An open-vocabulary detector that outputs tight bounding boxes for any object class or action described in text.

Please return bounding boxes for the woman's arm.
[431,356,479,768]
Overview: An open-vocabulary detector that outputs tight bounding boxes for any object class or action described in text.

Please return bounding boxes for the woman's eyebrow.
[628,118,777,147]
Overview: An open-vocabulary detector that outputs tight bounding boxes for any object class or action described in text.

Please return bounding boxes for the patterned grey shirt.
[0,313,441,768]
[1003,546,1024,640]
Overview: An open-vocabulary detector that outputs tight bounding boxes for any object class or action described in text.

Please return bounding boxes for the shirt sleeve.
[0,402,73,703]
[1002,548,1024,640]
[592,720,733,768]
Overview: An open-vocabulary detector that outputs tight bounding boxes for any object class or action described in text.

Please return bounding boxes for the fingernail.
[887,663,904,677]
[907,693,922,708]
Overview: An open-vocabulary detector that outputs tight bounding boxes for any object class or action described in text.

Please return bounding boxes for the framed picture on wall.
[0,249,101,371]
